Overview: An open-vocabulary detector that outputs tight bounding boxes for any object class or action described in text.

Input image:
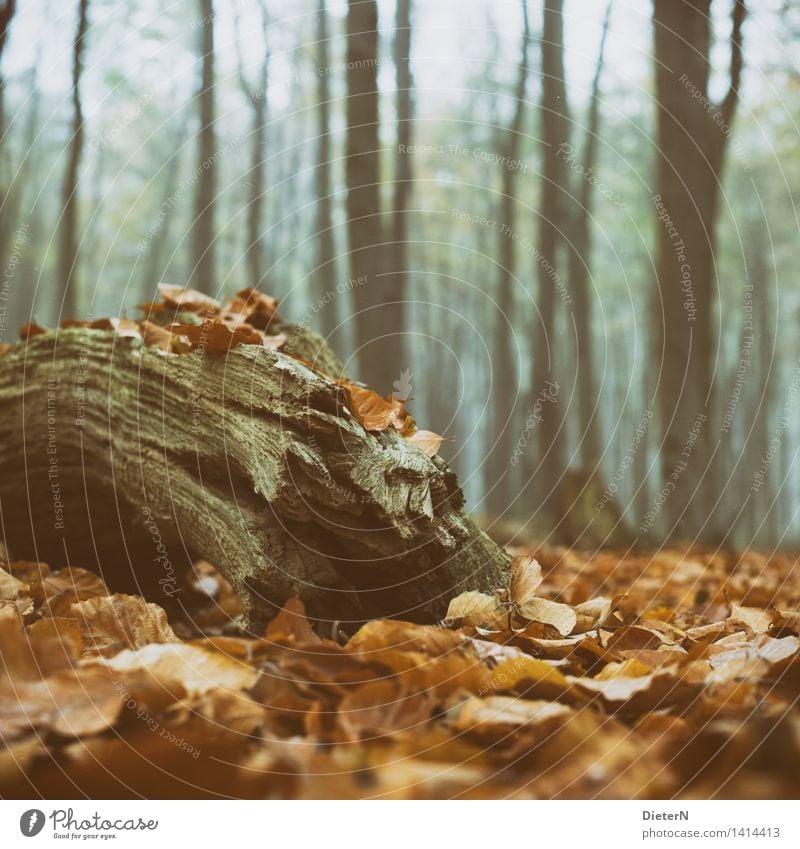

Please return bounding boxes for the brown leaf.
[158,283,221,314]
[337,679,434,742]
[338,382,413,434]
[406,429,445,457]
[264,598,322,644]
[728,602,776,635]
[0,566,28,600]
[170,318,263,353]
[517,598,577,637]
[70,594,179,657]
[445,591,505,629]
[96,643,260,697]
[19,322,47,339]
[0,666,125,738]
[89,317,142,338]
[226,287,280,329]
[452,696,572,739]
[508,555,544,615]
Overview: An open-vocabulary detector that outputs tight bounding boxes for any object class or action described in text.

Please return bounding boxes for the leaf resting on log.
[0,326,509,629]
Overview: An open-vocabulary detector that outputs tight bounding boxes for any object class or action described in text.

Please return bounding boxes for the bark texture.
[652,0,746,539]
[0,327,509,631]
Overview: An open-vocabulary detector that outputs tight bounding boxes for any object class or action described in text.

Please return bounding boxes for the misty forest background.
[1,0,799,551]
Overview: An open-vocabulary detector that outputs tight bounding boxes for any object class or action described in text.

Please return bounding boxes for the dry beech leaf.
[226,287,280,329]
[88,317,142,338]
[347,619,466,657]
[487,657,573,702]
[96,642,260,697]
[337,679,434,742]
[170,318,263,353]
[517,598,577,637]
[453,696,572,737]
[19,322,48,339]
[141,319,180,352]
[406,429,445,457]
[509,555,544,615]
[158,283,221,314]
[264,598,322,644]
[728,601,776,634]
[338,382,413,434]
[0,567,27,600]
[26,616,84,658]
[70,594,179,657]
[0,666,125,738]
[445,591,505,629]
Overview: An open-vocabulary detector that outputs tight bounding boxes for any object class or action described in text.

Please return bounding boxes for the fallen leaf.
[517,598,576,637]
[70,594,179,657]
[406,429,445,457]
[158,283,221,314]
[508,555,544,615]
[445,591,505,629]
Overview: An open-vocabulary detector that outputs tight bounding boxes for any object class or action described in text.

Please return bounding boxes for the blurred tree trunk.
[751,224,778,545]
[652,0,745,540]
[388,0,412,389]
[346,0,389,392]
[313,0,337,339]
[191,0,216,295]
[141,117,190,297]
[569,0,612,472]
[234,0,269,288]
[532,0,570,521]
[58,0,89,319]
[0,0,15,145]
[486,0,530,516]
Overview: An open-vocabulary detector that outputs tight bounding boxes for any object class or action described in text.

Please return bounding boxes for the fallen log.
[0,323,509,630]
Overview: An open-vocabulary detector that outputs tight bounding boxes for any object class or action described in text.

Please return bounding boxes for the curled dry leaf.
[338,382,415,435]
[0,567,27,600]
[337,679,434,742]
[158,283,221,314]
[406,429,445,457]
[517,598,577,637]
[95,642,260,697]
[452,696,572,739]
[70,594,179,657]
[508,555,544,616]
[445,591,505,629]
[226,287,280,329]
[264,597,322,644]
[0,667,125,738]
[19,323,47,339]
[169,318,263,353]
[728,601,776,635]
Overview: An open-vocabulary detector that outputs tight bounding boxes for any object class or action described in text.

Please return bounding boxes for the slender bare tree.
[388,0,413,382]
[0,0,16,144]
[486,0,531,516]
[531,0,570,520]
[58,0,89,318]
[234,0,269,288]
[191,0,216,295]
[652,0,746,539]
[313,0,337,339]
[569,0,613,473]
[346,0,388,391]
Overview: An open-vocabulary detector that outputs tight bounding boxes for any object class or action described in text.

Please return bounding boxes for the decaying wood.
[0,325,509,629]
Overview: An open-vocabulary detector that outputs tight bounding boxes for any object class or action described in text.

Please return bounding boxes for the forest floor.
[1,542,798,799]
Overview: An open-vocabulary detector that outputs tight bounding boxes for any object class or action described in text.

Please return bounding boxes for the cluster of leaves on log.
[7,285,445,457]
[2,543,799,799]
